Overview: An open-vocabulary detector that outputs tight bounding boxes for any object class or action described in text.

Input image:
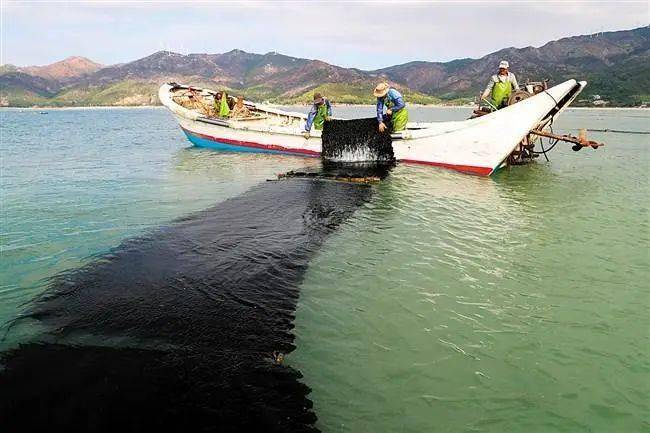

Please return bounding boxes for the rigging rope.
[530,122,561,160]
[543,90,561,109]
[585,129,649,135]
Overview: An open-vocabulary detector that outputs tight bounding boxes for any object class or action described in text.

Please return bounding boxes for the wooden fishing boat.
[159,79,588,176]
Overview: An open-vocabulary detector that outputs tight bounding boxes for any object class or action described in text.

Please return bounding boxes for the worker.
[303,92,332,137]
[231,96,250,118]
[214,91,231,117]
[481,60,519,110]
[374,82,408,133]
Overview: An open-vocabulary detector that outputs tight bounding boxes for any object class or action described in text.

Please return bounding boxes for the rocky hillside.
[375,27,650,104]
[1,26,648,107]
[19,56,104,81]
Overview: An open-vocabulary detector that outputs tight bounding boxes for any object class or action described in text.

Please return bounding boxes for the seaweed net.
[0,179,373,433]
[321,118,394,162]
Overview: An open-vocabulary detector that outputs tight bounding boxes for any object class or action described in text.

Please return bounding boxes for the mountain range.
[1,26,648,107]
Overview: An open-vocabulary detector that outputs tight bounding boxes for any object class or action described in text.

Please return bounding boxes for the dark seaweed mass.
[321,118,394,162]
[0,179,373,433]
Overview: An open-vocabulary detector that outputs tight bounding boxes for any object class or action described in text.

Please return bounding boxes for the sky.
[1,1,648,70]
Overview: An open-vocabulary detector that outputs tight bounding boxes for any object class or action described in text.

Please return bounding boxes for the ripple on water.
[291,126,649,433]
[1,107,648,432]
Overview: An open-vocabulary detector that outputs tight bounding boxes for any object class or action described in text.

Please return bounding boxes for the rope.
[543,89,560,108]
[529,123,560,160]
[585,129,649,135]
[480,97,498,111]
[188,88,212,116]
[538,136,550,162]
[531,133,561,157]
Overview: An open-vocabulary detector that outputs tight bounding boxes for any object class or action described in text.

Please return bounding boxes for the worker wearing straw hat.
[374,82,409,133]
[481,60,519,110]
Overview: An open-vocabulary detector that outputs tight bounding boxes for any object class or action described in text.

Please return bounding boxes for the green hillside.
[0,80,445,107]
[0,86,50,107]
[1,27,648,107]
[284,82,442,105]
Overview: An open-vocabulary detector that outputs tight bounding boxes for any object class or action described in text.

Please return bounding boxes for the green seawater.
[0,107,316,346]
[1,106,649,432]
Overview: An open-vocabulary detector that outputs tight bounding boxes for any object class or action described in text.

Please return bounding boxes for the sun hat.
[313,92,324,104]
[499,60,509,69]
[373,82,390,98]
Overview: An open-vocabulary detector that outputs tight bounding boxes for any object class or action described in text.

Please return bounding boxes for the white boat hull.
[160,79,586,176]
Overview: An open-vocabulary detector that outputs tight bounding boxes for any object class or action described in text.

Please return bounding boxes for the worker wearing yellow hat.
[374,82,409,133]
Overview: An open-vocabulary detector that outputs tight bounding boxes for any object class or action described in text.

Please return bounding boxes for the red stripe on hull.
[181,126,494,176]
[400,159,493,176]
[181,126,320,156]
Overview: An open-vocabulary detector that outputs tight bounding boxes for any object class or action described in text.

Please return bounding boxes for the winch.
[471,79,605,166]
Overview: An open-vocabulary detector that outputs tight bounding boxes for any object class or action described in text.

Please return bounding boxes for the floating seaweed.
[0,179,373,433]
[275,160,394,184]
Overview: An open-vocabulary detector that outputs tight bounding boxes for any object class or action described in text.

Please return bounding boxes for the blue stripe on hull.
[183,130,297,155]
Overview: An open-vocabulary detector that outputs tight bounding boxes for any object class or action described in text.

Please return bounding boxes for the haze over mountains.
[1,26,648,107]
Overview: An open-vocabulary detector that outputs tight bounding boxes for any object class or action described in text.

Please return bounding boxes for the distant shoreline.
[1,105,647,111]
[0,105,164,110]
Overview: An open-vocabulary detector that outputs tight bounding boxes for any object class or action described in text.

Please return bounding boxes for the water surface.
[1,106,648,432]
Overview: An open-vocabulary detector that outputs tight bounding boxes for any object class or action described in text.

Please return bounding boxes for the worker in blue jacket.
[374,82,409,132]
[303,92,332,137]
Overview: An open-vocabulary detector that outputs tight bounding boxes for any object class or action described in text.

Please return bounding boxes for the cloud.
[1,1,648,68]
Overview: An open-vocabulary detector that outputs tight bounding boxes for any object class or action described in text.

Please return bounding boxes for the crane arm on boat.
[529,128,605,151]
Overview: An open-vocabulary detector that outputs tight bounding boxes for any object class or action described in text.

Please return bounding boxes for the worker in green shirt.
[303,92,332,138]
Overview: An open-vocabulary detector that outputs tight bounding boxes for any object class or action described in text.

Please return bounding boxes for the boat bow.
[391,79,586,175]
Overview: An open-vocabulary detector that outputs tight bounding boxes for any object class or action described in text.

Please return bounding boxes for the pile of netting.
[321,118,394,162]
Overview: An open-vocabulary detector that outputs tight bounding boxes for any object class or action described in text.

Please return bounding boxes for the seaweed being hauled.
[0,179,372,433]
[321,118,394,162]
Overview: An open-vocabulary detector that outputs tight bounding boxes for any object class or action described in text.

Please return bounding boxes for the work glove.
[302,131,310,139]
[325,116,332,121]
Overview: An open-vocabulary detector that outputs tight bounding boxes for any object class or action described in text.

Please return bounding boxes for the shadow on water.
[0,169,384,432]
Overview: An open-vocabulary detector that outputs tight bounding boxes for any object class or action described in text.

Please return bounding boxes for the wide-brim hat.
[373,82,390,98]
